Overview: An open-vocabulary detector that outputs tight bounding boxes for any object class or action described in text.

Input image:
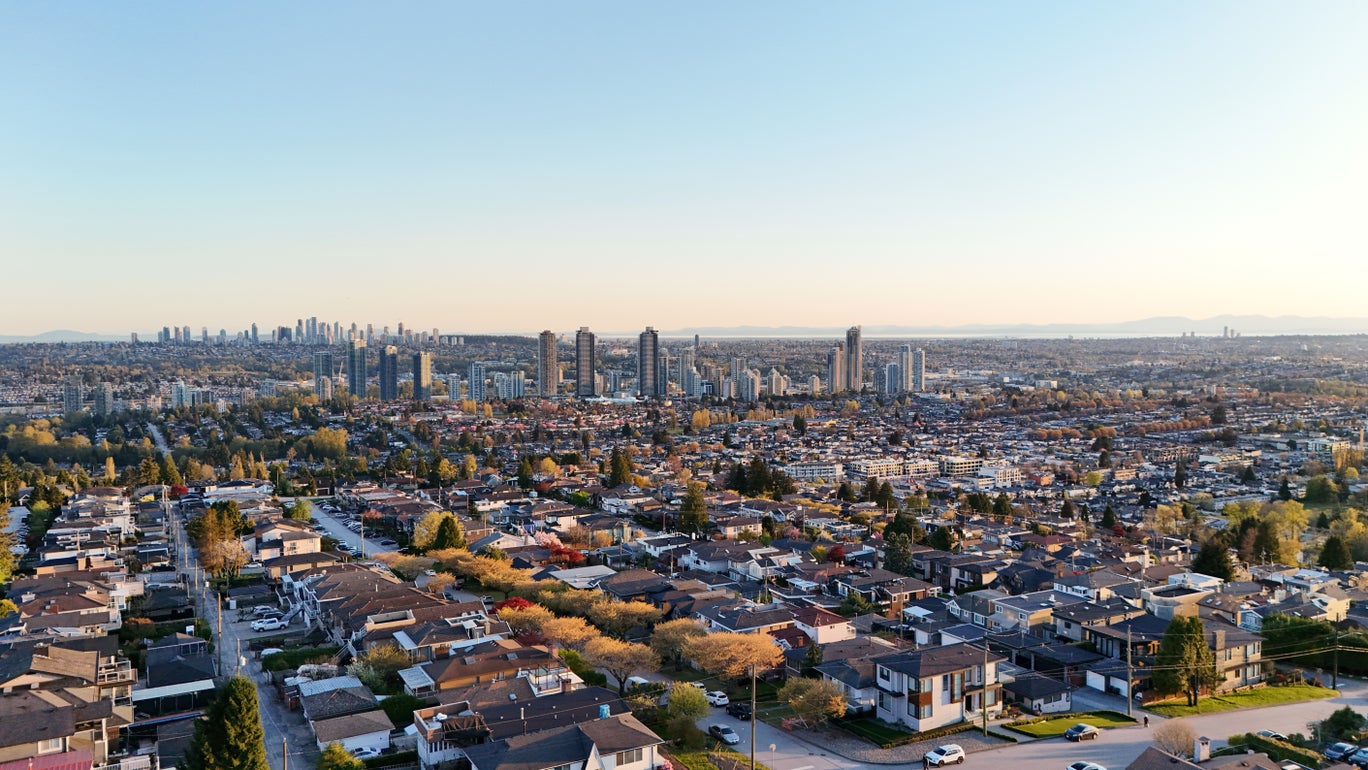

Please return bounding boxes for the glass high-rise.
[413,352,432,402]
[638,327,660,398]
[347,339,368,398]
[379,345,399,400]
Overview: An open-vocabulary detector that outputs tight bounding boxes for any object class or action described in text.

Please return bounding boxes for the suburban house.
[873,643,1005,732]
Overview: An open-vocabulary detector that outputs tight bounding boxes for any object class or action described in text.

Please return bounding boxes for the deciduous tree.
[583,637,659,694]
[777,678,846,727]
[650,619,707,669]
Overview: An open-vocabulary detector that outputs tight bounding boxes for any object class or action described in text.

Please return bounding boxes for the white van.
[625,676,651,690]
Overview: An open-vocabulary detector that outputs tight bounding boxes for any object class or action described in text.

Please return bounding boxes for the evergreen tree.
[1191,541,1235,581]
[184,675,269,770]
[679,481,708,534]
[1320,535,1353,571]
[928,526,955,552]
[608,448,632,488]
[431,516,467,551]
[992,493,1012,518]
[1174,463,1187,490]
[792,414,806,435]
[1060,499,1076,519]
[1240,465,1257,485]
[882,532,915,575]
[801,641,825,677]
[1151,616,1220,706]
[726,463,748,493]
[1100,505,1118,529]
[1252,519,1282,564]
[1278,477,1293,501]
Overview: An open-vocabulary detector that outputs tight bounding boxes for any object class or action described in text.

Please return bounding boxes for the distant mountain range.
[2,315,1366,344]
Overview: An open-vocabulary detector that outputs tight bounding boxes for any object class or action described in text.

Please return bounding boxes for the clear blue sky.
[2,2,1365,335]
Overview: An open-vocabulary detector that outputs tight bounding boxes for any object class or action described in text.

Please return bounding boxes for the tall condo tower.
[538,330,559,397]
[575,327,597,397]
[638,327,660,397]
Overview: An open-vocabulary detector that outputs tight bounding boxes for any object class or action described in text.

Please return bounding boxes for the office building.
[413,352,432,402]
[312,351,334,398]
[538,330,559,397]
[912,348,926,392]
[575,327,596,397]
[468,362,487,401]
[347,339,368,398]
[62,376,83,415]
[638,327,660,398]
[827,344,846,394]
[844,325,863,392]
[378,345,399,401]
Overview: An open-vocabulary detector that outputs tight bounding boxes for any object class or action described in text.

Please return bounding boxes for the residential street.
[689,678,1368,770]
[290,497,399,558]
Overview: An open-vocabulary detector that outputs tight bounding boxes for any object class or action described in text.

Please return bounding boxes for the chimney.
[1194,736,1210,762]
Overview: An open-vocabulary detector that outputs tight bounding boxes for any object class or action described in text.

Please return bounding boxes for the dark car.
[1325,743,1358,762]
[1064,724,1100,742]
[726,702,753,720]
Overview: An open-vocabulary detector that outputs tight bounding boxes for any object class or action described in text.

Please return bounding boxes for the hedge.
[1228,733,1322,767]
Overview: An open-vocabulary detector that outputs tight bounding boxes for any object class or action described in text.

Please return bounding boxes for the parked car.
[243,562,262,569]
[379,539,398,547]
[351,748,381,759]
[1068,763,1107,770]
[1325,743,1358,762]
[1256,730,1288,742]
[251,617,287,632]
[1064,724,1100,742]
[1346,747,1368,767]
[924,745,966,766]
[685,682,707,691]
[706,691,730,706]
[726,702,753,720]
[253,606,281,617]
[708,725,740,746]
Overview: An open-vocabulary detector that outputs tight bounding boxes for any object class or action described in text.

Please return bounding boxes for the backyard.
[1146,684,1337,718]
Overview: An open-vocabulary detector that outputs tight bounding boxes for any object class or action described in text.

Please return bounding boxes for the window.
[38,738,63,755]
[941,674,949,690]
[951,672,963,702]
[878,667,890,681]
[918,704,933,719]
[908,698,917,716]
[616,749,644,766]
[921,677,933,693]
[879,692,891,712]
[986,688,996,707]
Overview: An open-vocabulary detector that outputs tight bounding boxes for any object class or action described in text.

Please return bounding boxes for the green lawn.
[1006,711,1137,738]
[839,718,916,745]
[1147,684,1337,718]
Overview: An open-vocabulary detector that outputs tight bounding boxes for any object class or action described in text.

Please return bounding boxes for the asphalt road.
[681,678,1368,770]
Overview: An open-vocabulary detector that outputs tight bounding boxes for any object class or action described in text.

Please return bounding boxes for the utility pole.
[750,663,757,770]
[981,640,989,736]
[282,737,288,770]
[1333,631,1340,689]
[216,592,224,675]
[1126,628,1134,718]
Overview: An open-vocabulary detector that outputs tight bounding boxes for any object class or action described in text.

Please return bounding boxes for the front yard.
[1146,684,1337,718]
[1005,711,1136,738]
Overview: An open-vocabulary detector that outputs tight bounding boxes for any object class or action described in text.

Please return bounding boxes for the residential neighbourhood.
[4,331,1368,770]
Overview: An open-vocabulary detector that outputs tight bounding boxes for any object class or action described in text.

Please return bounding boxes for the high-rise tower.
[826,344,845,395]
[844,326,863,393]
[313,351,334,399]
[575,327,596,397]
[347,339,368,398]
[638,327,660,398]
[912,348,926,392]
[538,330,559,397]
[412,352,432,402]
[378,345,399,400]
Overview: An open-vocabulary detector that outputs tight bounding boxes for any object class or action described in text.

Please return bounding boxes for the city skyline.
[4,3,1367,333]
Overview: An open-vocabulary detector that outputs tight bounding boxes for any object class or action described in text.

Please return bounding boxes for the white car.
[1068,763,1108,770]
[351,748,381,759]
[706,691,730,706]
[925,745,966,767]
[251,617,287,632]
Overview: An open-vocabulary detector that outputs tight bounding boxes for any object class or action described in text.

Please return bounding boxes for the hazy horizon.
[4,2,1367,334]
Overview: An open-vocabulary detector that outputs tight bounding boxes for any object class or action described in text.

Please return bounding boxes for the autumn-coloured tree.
[583,637,659,694]
[586,600,662,638]
[542,616,599,650]
[682,632,784,679]
[778,678,846,727]
[650,618,707,669]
